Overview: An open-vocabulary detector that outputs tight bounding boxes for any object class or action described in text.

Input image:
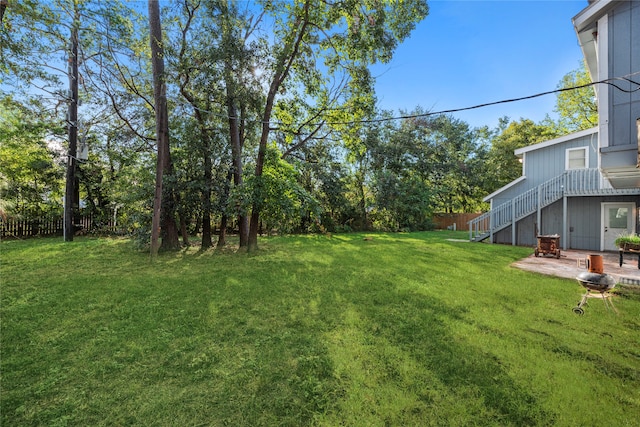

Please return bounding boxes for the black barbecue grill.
[573,271,617,315]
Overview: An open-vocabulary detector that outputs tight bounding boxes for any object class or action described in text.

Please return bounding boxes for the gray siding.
[523,134,598,185]
[608,0,640,150]
[494,195,640,251]
[490,132,598,207]
[567,198,601,250]
[490,181,527,208]
[568,195,640,250]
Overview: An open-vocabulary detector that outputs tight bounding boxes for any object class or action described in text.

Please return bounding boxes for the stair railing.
[468,168,634,242]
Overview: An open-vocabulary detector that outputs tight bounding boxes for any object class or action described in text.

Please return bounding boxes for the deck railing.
[469,168,640,241]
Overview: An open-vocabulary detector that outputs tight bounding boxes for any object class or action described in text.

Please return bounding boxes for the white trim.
[514,128,598,157]
[573,0,614,32]
[482,176,526,202]
[600,202,636,251]
[565,146,589,170]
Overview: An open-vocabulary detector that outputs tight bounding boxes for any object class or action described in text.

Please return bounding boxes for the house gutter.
[573,0,616,32]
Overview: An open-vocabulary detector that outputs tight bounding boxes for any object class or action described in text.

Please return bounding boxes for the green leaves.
[364,112,489,228]
[0,97,65,217]
[486,118,552,191]
[244,145,315,234]
[553,61,598,133]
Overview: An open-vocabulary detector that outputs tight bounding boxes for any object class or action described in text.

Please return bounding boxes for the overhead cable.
[175,72,640,128]
[318,73,640,127]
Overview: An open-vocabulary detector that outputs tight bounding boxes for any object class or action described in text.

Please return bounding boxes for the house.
[470,0,640,251]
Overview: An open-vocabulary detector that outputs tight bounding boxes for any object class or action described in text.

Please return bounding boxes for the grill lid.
[576,272,616,292]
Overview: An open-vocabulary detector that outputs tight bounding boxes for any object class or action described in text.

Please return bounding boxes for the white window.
[566,147,588,170]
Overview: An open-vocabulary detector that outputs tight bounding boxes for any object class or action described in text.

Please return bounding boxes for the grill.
[573,271,617,315]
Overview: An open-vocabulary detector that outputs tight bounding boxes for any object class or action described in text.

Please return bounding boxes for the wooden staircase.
[468,168,640,243]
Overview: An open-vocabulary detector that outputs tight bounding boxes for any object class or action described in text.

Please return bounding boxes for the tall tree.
[426,115,486,213]
[172,0,262,249]
[63,2,80,241]
[2,0,151,237]
[552,61,598,133]
[0,97,65,218]
[174,0,216,249]
[149,0,179,255]
[219,1,255,248]
[247,0,429,251]
[366,111,433,230]
[2,0,99,240]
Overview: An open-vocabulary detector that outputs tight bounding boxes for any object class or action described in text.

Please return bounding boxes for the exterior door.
[601,203,635,251]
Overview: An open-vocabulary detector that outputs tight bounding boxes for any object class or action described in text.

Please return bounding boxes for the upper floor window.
[566,147,589,170]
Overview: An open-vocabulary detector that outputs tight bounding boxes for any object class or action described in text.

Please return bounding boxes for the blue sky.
[371,0,588,129]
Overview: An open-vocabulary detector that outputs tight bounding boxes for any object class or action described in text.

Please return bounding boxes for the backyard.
[1,231,639,426]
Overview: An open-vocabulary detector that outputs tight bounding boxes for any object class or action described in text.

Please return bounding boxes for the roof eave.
[513,128,598,156]
[483,176,527,202]
[572,0,616,32]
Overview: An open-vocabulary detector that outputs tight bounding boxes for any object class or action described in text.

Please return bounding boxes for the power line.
[317,73,640,127]
[176,72,639,129]
[176,71,640,126]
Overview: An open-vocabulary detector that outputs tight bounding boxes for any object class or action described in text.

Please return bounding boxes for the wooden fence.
[2,212,482,238]
[1,215,114,239]
[432,213,482,232]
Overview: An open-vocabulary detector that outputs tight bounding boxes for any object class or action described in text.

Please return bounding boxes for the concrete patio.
[512,248,640,286]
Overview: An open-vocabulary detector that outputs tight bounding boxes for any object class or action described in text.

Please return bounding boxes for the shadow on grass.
[0,235,558,426]
[307,235,555,424]
[333,279,557,425]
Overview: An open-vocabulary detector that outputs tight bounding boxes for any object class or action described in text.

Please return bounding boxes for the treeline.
[0,1,596,251]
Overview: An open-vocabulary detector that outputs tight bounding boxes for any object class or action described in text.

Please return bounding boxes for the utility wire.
[318,74,640,127]
[175,72,640,128]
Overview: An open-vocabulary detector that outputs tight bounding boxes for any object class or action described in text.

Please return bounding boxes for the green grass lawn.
[2,232,639,426]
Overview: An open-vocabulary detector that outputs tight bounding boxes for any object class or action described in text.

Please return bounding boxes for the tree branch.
[281,121,327,158]
[1,0,8,23]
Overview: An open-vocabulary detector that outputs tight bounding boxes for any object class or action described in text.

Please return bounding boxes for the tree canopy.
[1,1,599,249]
[550,61,598,133]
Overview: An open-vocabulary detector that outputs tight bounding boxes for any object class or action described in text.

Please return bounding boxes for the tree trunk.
[217,214,228,248]
[247,2,310,252]
[149,0,179,255]
[201,207,212,248]
[356,166,368,231]
[227,96,248,248]
[64,6,79,242]
[159,149,180,251]
[180,213,189,246]
[175,3,212,250]
[247,120,269,252]
[221,7,247,248]
[238,104,248,245]
[201,128,213,249]
[217,169,233,248]
[0,0,7,23]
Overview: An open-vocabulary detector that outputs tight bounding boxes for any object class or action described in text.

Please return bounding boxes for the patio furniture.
[618,243,640,269]
[534,234,561,259]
